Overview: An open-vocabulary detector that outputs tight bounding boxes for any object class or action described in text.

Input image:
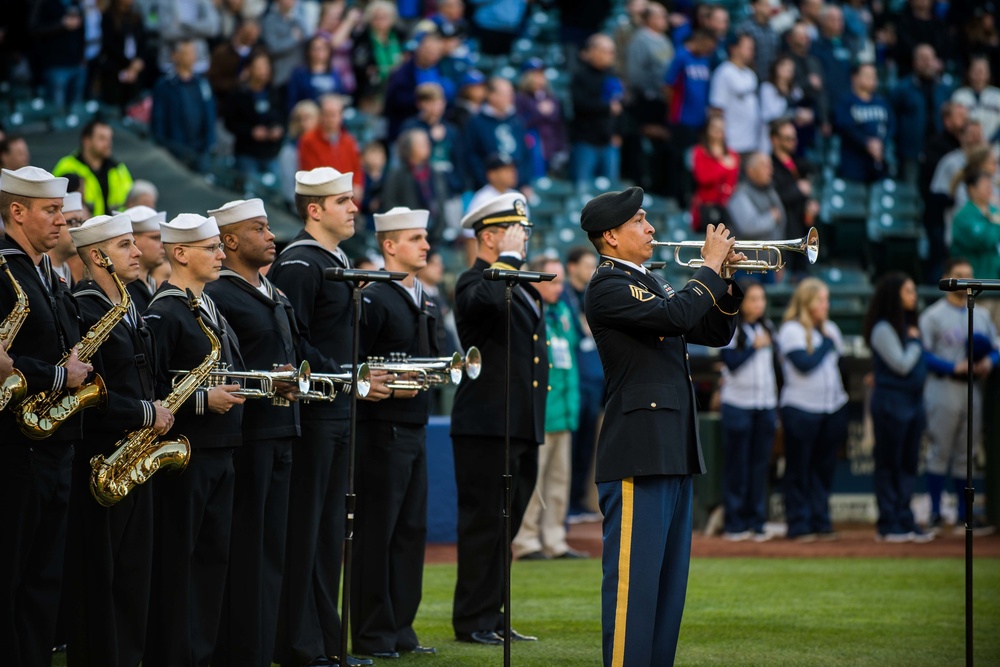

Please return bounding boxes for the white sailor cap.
[460,192,532,231]
[122,205,167,233]
[0,166,69,199]
[208,198,267,227]
[373,206,429,233]
[295,167,353,197]
[68,213,133,247]
[160,213,220,244]
[62,192,83,214]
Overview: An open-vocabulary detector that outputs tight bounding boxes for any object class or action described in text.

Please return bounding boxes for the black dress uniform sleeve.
[270,257,343,375]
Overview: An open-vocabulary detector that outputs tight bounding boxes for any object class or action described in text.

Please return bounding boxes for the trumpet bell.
[465,347,482,380]
[356,363,371,398]
[804,227,820,265]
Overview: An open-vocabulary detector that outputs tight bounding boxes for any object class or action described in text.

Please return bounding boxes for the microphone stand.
[963,286,980,667]
[502,276,514,667]
[340,279,361,667]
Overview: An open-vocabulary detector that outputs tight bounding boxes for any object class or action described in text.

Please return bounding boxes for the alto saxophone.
[16,251,127,439]
[90,289,221,507]
[0,254,30,410]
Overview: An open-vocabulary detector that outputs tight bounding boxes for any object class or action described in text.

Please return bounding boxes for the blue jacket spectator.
[384,30,454,141]
[834,64,893,184]
[400,82,466,195]
[891,45,953,164]
[286,36,345,114]
[664,31,715,132]
[468,0,529,55]
[463,77,532,189]
[810,6,855,118]
[151,40,216,172]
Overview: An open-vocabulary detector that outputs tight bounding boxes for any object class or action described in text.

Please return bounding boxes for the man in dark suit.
[450,192,548,645]
[351,207,439,659]
[122,205,167,312]
[0,166,91,666]
[65,212,173,667]
[582,187,743,667]
[205,198,301,667]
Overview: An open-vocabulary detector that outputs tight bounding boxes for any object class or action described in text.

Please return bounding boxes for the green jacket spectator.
[52,119,133,216]
[544,297,581,434]
[951,199,1000,281]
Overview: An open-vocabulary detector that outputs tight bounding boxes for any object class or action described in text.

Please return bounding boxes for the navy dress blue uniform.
[450,254,548,640]
[0,240,83,667]
[269,230,355,665]
[586,259,741,667]
[351,279,440,655]
[127,274,157,313]
[207,269,301,667]
[64,280,158,667]
[143,284,244,667]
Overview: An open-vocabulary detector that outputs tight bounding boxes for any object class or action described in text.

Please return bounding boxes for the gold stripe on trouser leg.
[612,477,634,667]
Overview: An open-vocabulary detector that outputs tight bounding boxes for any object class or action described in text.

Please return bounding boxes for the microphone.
[938,278,1000,292]
[324,268,408,283]
[483,268,556,283]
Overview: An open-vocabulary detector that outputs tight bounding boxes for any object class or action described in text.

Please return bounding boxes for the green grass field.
[52,557,1000,666]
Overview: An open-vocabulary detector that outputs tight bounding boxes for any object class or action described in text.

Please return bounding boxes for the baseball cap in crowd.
[485,153,515,172]
[521,57,545,73]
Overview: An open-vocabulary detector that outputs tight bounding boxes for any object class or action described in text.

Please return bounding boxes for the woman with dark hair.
[689,114,740,231]
[226,50,284,186]
[286,35,345,113]
[719,279,779,541]
[862,272,932,543]
[99,0,147,108]
[382,128,447,240]
[758,54,814,153]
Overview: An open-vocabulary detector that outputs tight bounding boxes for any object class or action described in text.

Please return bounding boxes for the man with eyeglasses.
[769,119,819,277]
[143,213,246,667]
[450,192,548,645]
[47,191,88,288]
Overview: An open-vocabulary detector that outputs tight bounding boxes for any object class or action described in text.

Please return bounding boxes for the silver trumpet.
[651,228,819,277]
[366,347,482,391]
[298,363,372,402]
[170,360,312,405]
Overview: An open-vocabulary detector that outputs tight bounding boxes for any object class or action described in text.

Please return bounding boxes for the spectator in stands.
[207,20,262,117]
[663,28,716,206]
[797,0,823,41]
[834,63,892,185]
[53,119,133,216]
[433,4,475,86]
[431,0,470,42]
[226,50,285,186]
[401,82,466,196]
[151,39,217,172]
[952,56,1000,146]
[298,93,364,200]
[360,140,387,219]
[467,153,520,214]
[156,0,220,76]
[689,115,740,232]
[811,5,854,128]
[920,102,969,282]
[98,0,147,109]
[862,272,932,543]
[28,0,86,111]
[562,246,604,525]
[315,0,362,95]
[286,36,346,114]
[381,128,446,239]
[952,171,1000,280]
[351,1,405,112]
[921,258,998,535]
[384,26,453,141]
[737,0,780,80]
[126,179,158,208]
[216,0,265,40]
[957,5,1000,75]
[892,45,953,183]
[778,278,848,542]
[260,0,307,98]
[951,145,999,217]
[719,279,778,542]
[613,0,649,75]
[770,119,818,277]
[516,59,568,179]
[279,99,319,203]
[759,55,815,154]
[554,0,612,52]
[447,70,487,131]
[464,77,533,195]
[929,122,986,249]
[569,34,623,191]
[710,33,760,158]
[703,5,732,67]
[623,3,671,191]
[513,256,583,561]
[727,152,786,244]
[893,0,952,78]
[0,135,31,171]
[784,22,826,143]
[468,0,529,56]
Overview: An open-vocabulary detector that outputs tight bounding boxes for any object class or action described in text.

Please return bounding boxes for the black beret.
[580,186,644,234]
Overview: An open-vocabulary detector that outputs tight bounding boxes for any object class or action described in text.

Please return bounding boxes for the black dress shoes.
[457,630,504,645]
[371,651,400,659]
[326,655,374,666]
[505,628,539,641]
[407,646,437,654]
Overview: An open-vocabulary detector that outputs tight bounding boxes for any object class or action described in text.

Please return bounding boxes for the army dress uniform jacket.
[0,238,84,445]
[357,279,442,426]
[450,255,548,445]
[268,230,351,420]
[585,259,742,483]
[144,283,244,449]
[73,280,159,455]
[205,269,302,442]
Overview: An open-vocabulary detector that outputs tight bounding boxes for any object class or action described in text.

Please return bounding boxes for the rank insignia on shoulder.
[629,285,655,302]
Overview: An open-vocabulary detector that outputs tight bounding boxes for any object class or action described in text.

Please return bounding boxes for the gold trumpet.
[366,347,482,391]
[170,360,312,406]
[297,364,373,402]
[651,228,819,277]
